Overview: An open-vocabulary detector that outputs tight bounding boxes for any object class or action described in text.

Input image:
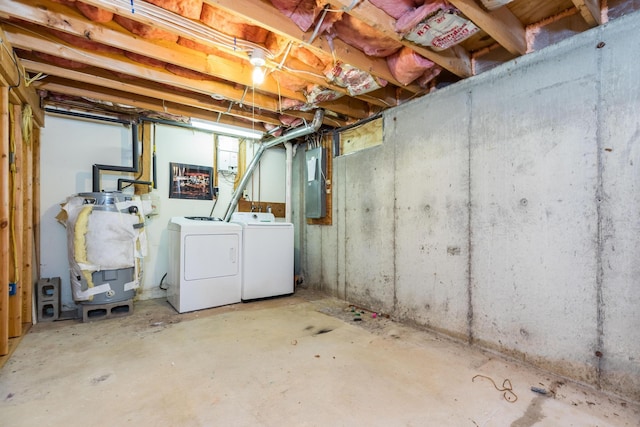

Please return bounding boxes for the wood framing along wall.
[1,86,9,356]
[0,25,43,356]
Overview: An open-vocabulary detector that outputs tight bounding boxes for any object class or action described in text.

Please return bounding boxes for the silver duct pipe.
[223,109,324,221]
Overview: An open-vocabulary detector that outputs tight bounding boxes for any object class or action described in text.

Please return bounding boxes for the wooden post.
[22,106,33,324]
[33,126,41,282]
[9,104,23,337]
[134,122,151,195]
[1,86,9,355]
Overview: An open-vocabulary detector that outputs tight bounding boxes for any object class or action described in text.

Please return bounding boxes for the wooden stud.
[134,122,152,195]
[21,105,33,324]
[9,104,23,338]
[32,126,41,282]
[0,86,9,356]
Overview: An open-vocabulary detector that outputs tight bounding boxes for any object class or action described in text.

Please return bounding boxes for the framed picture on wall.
[169,162,214,200]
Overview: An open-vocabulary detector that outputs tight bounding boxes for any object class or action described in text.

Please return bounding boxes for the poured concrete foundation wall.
[295,11,640,402]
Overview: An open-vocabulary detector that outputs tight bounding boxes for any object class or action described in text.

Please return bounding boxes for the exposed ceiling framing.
[0,0,635,133]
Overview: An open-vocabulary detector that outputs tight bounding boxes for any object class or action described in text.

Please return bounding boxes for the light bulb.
[252,66,265,85]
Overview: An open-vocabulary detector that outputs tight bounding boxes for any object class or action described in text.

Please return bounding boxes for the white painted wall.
[40,119,285,308]
[40,116,130,310]
[297,11,640,402]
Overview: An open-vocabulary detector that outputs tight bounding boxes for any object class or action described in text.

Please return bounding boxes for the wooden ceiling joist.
[448,0,527,55]
[35,78,266,128]
[2,0,372,118]
[21,59,284,126]
[4,28,271,106]
[68,0,385,109]
[0,25,44,126]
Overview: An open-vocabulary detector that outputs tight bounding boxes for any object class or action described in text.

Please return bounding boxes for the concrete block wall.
[295,11,640,402]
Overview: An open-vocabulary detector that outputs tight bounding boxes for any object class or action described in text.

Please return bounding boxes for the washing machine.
[230,212,294,300]
[167,217,242,313]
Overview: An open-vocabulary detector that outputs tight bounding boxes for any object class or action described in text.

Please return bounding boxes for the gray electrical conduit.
[223,109,324,222]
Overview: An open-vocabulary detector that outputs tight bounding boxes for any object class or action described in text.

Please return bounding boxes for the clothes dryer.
[167,217,242,313]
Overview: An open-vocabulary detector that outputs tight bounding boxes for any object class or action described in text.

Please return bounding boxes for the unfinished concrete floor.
[1,289,638,426]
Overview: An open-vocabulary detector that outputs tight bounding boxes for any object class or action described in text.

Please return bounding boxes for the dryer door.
[184,233,239,280]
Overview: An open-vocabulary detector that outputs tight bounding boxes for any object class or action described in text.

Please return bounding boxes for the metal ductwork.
[223,109,324,221]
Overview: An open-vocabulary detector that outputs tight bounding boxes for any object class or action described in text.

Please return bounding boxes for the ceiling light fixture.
[250,49,266,85]
[191,118,264,140]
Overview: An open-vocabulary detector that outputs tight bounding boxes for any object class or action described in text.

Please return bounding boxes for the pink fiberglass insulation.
[270,0,321,32]
[124,52,167,68]
[369,0,426,19]
[395,0,449,34]
[200,4,269,44]
[386,47,435,85]
[279,114,304,127]
[331,14,402,57]
[34,52,89,69]
[271,70,309,92]
[76,2,113,23]
[165,64,219,81]
[280,98,307,110]
[145,0,203,20]
[416,66,442,88]
[265,33,329,71]
[114,15,179,42]
[177,38,238,61]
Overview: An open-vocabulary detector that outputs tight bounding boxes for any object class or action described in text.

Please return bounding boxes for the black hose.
[159,273,168,291]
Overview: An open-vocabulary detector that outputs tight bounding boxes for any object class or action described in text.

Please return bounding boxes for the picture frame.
[169,162,214,200]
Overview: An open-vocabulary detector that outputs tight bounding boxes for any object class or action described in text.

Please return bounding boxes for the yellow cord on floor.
[472,374,518,402]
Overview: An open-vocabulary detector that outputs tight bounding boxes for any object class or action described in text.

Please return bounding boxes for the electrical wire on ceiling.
[94,0,272,59]
[8,3,384,127]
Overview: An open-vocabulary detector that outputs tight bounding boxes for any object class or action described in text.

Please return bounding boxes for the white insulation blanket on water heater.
[61,196,147,301]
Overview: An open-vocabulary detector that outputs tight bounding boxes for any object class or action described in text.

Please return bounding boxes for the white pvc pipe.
[284,142,293,223]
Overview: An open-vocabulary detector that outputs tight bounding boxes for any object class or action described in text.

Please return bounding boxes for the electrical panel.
[217,149,238,173]
[305,147,326,218]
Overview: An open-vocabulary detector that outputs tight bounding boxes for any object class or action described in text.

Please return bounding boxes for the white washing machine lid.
[168,216,242,232]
